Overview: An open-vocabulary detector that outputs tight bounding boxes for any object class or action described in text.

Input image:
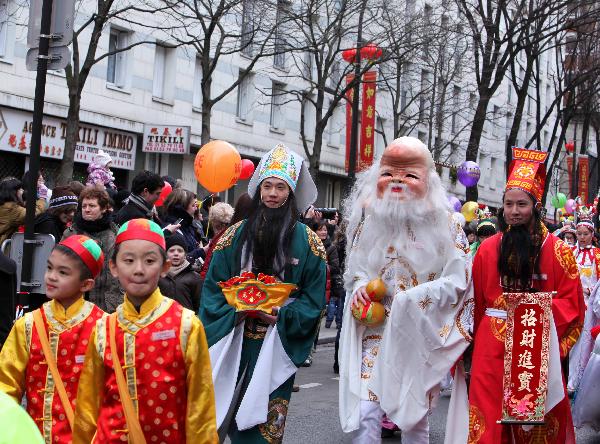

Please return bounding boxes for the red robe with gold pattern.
[468,231,585,444]
[0,298,104,444]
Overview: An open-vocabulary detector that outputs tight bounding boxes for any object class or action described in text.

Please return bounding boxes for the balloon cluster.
[193,140,255,193]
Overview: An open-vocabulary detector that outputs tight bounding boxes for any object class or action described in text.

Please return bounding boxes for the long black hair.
[497,197,544,290]
[239,191,299,277]
[0,177,23,206]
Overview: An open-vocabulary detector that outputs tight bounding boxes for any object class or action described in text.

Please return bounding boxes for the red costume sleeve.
[550,238,585,358]
[472,245,486,337]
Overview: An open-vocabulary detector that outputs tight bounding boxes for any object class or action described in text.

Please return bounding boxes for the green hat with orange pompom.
[59,235,104,278]
[116,218,166,250]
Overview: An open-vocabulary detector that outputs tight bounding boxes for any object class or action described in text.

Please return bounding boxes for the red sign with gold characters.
[578,155,589,204]
[358,70,377,172]
[501,292,553,424]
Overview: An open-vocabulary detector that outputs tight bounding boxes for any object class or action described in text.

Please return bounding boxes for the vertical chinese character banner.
[578,155,589,204]
[358,70,377,172]
[345,74,355,173]
[566,156,573,196]
[501,292,553,424]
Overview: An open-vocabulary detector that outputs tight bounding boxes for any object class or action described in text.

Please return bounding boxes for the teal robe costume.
[200,219,326,443]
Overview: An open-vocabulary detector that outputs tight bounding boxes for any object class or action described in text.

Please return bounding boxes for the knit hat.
[94,150,113,168]
[59,235,104,278]
[48,187,78,210]
[116,218,166,249]
[165,233,187,252]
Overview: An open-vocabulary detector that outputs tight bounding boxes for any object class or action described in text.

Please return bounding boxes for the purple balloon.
[448,196,462,212]
[457,161,481,187]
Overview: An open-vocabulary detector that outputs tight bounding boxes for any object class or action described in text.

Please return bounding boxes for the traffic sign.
[27,0,75,48]
[25,46,71,71]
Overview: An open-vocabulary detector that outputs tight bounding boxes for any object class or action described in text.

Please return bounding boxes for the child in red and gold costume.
[72,219,218,443]
[0,235,106,444]
[468,149,585,443]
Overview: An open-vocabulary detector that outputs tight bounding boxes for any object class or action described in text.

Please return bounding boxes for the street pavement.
[282,342,600,443]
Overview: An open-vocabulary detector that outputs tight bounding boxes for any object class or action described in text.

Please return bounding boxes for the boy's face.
[110,239,170,299]
[167,245,185,267]
[45,250,94,304]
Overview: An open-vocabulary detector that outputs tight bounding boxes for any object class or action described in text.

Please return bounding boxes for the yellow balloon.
[461,201,479,222]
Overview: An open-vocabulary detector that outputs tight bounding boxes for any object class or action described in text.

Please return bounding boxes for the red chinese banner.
[567,156,573,197]
[501,292,553,424]
[358,70,377,172]
[345,74,355,173]
[578,155,589,204]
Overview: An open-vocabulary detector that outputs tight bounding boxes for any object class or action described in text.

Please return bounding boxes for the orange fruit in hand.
[366,278,387,302]
[352,301,386,327]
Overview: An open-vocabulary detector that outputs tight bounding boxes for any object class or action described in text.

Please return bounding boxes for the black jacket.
[158,264,202,313]
[114,194,161,226]
[34,212,66,244]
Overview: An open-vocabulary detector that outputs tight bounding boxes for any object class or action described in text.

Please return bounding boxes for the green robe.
[200,220,326,443]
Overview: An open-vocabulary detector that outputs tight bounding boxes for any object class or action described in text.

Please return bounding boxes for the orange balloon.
[194,140,242,193]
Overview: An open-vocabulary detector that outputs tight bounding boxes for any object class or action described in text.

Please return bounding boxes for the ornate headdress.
[248,144,317,212]
[505,147,548,202]
[576,206,595,232]
[59,235,104,278]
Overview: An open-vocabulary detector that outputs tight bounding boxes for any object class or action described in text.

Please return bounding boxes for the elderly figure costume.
[468,149,584,443]
[339,137,472,444]
[201,145,326,443]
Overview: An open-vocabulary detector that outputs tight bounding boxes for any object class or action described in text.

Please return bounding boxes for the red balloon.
[155,181,172,207]
[239,159,255,180]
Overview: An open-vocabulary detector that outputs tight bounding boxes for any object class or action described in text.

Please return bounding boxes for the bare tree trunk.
[58,87,81,186]
[505,86,530,176]
[465,93,491,201]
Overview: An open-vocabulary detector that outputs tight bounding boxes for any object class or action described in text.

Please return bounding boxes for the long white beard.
[344,176,455,290]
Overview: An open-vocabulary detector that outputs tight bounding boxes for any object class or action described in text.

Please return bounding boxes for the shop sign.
[0,107,137,170]
[142,124,190,154]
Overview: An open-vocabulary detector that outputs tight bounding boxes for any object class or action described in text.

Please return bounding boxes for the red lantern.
[239,159,255,180]
[360,43,382,61]
[342,48,357,63]
[565,141,575,154]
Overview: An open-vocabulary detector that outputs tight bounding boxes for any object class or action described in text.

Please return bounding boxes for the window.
[241,0,255,56]
[543,130,549,147]
[490,157,498,189]
[302,95,316,141]
[273,0,289,69]
[193,57,203,109]
[418,69,430,121]
[330,60,341,89]
[270,82,285,130]
[492,105,500,137]
[107,28,128,87]
[400,62,411,113]
[545,83,552,113]
[526,121,532,142]
[236,70,254,122]
[451,86,460,134]
[507,83,513,104]
[469,93,477,112]
[153,46,166,98]
[0,1,10,58]
[506,111,513,140]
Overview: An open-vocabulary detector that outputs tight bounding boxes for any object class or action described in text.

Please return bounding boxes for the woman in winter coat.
[0,177,46,245]
[61,186,123,312]
[160,188,205,262]
[158,233,202,312]
[313,220,343,327]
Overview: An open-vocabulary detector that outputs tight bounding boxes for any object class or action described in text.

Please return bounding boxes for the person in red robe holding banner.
[468,148,585,443]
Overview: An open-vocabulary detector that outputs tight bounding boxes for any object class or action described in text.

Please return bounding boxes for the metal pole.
[571,121,578,198]
[346,0,367,189]
[20,0,53,292]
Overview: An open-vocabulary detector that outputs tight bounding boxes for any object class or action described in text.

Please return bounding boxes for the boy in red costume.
[0,235,106,443]
[72,218,217,443]
[468,149,585,443]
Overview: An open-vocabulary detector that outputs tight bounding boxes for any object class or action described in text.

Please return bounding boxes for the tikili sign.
[142,125,190,154]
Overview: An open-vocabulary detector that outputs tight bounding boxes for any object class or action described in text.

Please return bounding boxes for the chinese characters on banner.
[501,292,553,424]
[358,71,377,172]
[142,124,190,154]
[345,74,354,173]
[578,155,589,204]
[566,155,590,204]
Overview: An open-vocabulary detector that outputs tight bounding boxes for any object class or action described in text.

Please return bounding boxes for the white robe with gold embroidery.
[339,214,472,433]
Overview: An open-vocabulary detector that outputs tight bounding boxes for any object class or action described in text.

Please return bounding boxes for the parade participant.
[470,218,497,257]
[567,209,600,393]
[159,232,202,312]
[0,235,105,443]
[72,219,218,443]
[201,144,326,443]
[468,149,585,443]
[339,137,472,443]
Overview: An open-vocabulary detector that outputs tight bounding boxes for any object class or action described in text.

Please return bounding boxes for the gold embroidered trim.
[258,398,289,443]
[43,300,94,333]
[455,298,474,342]
[42,330,60,442]
[214,220,243,251]
[96,315,107,359]
[24,312,33,350]
[116,298,173,335]
[418,295,433,310]
[180,308,194,354]
[124,331,138,413]
[306,226,327,260]
[554,239,579,280]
